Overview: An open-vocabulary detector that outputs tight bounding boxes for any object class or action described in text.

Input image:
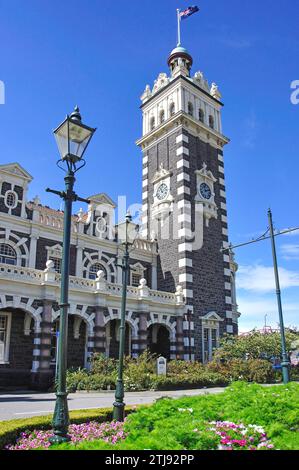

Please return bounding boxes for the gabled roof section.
[88,193,116,208]
[0,163,33,182]
[202,311,224,322]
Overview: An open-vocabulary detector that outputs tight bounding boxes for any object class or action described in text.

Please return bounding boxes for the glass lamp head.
[117,213,139,245]
[54,106,96,163]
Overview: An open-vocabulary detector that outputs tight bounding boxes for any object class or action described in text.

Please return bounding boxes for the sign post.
[157,356,167,376]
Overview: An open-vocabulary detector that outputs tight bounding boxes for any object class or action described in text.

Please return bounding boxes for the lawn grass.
[52,382,299,451]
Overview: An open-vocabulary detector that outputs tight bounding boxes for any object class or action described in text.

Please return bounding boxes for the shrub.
[90,354,118,375]
[207,358,276,384]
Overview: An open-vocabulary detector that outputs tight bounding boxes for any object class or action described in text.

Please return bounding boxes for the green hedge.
[0,406,136,450]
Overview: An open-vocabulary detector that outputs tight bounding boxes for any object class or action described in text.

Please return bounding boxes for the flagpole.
[177,9,181,46]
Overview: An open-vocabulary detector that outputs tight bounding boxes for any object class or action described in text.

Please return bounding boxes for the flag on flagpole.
[179,6,199,20]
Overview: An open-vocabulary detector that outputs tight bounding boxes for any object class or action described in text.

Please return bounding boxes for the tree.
[214,330,299,362]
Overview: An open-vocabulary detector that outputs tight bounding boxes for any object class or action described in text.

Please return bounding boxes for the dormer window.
[49,257,61,273]
[4,191,17,209]
[198,109,204,123]
[169,103,175,116]
[131,272,142,287]
[150,117,155,131]
[159,110,165,124]
[209,115,215,129]
[188,102,194,117]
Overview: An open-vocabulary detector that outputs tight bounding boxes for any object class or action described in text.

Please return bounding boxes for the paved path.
[0,387,225,422]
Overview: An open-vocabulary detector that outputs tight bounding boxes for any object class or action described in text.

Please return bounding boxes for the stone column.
[175,316,184,360]
[136,311,148,356]
[86,323,95,369]
[76,244,83,277]
[131,332,139,359]
[28,231,39,268]
[116,256,122,284]
[170,332,177,360]
[93,307,106,355]
[31,300,54,390]
[151,263,157,290]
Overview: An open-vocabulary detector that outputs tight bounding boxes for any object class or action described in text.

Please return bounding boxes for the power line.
[221,226,299,253]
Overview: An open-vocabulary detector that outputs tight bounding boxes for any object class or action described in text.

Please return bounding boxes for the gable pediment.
[0,163,33,182]
[202,311,224,322]
[88,193,116,208]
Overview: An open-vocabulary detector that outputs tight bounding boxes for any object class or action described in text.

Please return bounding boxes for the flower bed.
[207,421,274,450]
[6,421,127,450]
[0,406,136,450]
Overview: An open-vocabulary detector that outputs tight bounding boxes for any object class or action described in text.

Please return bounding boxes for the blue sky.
[0,0,298,331]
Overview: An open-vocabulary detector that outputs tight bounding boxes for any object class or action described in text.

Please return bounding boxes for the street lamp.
[47,107,96,443]
[113,212,139,422]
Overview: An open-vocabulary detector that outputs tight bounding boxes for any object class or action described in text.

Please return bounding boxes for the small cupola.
[167,45,193,79]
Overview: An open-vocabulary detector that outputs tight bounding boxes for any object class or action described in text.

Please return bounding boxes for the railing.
[0,263,182,306]
[149,289,178,302]
[0,263,44,282]
[134,238,157,253]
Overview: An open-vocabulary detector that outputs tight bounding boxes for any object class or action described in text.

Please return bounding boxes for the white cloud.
[242,111,258,148]
[281,244,299,260]
[237,264,299,293]
[281,228,299,237]
[221,38,253,49]
[237,296,299,332]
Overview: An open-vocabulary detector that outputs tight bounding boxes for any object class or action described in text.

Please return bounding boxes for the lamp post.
[47,107,96,443]
[113,212,139,422]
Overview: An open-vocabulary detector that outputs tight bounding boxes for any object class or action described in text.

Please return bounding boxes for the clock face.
[156,183,169,201]
[199,183,212,200]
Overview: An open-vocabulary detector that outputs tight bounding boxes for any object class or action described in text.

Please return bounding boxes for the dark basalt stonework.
[142,128,231,360]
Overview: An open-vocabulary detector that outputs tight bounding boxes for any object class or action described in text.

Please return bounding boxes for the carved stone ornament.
[193,71,210,93]
[195,163,218,227]
[140,84,152,103]
[210,82,222,101]
[152,163,171,184]
[152,73,170,94]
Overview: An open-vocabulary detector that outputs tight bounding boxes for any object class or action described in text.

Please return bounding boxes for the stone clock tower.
[137,45,239,361]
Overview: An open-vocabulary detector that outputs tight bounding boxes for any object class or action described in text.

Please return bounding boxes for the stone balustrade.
[0,262,184,307]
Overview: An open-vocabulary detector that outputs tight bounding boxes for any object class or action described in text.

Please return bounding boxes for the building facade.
[0,44,240,389]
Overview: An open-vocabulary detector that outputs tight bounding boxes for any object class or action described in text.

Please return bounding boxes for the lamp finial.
[70,106,82,122]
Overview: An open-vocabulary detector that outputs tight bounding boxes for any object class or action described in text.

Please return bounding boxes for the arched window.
[169,103,175,116]
[198,109,204,123]
[159,109,165,124]
[150,117,155,131]
[89,263,107,280]
[209,115,215,129]
[188,102,194,117]
[0,244,17,265]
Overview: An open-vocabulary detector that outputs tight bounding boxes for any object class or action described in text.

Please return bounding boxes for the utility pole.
[222,209,298,384]
[268,209,290,383]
